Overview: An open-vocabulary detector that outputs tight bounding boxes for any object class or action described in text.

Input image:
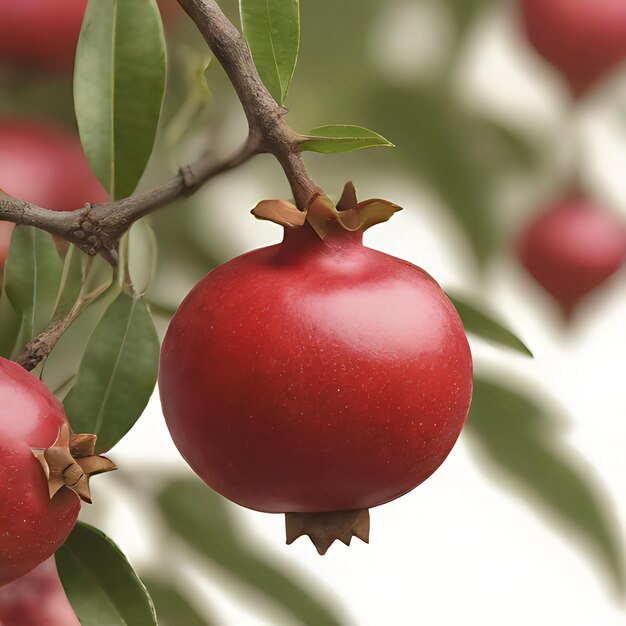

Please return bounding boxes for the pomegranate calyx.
[251,181,401,239]
[285,509,370,555]
[31,423,116,504]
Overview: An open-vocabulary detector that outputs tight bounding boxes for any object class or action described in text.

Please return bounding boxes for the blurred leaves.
[300,125,394,154]
[128,219,159,296]
[74,0,166,199]
[467,377,625,594]
[143,577,212,626]
[63,292,159,453]
[240,0,300,106]
[3,226,63,344]
[158,478,341,626]
[56,522,157,626]
[448,293,532,356]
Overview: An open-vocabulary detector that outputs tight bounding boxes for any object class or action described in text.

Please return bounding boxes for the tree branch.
[0,0,319,256]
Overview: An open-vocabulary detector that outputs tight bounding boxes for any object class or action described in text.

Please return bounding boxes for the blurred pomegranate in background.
[0,0,178,71]
[0,559,79,626]
[0,118,107,267]
[517,198,626,318]
[520,0,626,97]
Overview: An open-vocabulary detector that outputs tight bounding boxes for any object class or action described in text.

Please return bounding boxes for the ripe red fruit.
[0,0,178,71]
[520,0,626,97]
[159,187,473,552]
[0,358,80,586]
[0,357,115,586]
[0,559,79,626]
[517,198,626,317]
[0,118,107,268]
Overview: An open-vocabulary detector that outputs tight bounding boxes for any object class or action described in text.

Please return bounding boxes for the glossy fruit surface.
[520,0,626,96]
[0,358,80,587]
[0,0,178,70]
[0,559,79,626]
[517,199,626,316]
[0,118,107,267]
[160,225,473,514]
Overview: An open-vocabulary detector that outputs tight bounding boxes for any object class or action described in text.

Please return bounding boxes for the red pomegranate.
[0,118,107,267]
[520,0,626,97]
[0,0,178,71]
[517,198,626,317]
[0,357,115,586]
[159,186,473,553]
[0,559,79,626]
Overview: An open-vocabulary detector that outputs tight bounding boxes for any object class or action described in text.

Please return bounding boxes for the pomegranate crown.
[251,181,402,239]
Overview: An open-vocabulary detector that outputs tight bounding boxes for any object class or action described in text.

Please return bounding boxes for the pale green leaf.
[300,125,394,153]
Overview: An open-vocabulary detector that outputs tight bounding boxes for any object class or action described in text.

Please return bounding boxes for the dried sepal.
[251,199,307,229]
[31,423,116,504]
[285,509,370,555]
[250,182,402,240]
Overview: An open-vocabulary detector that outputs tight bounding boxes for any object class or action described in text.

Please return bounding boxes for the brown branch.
[0,0,319,258]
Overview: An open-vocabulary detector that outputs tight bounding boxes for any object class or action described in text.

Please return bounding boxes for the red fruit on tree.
[517,198,626,317]
[0,559,79,626]
[520,0,626,97]
[0,357,115,586]
[0,0,178,71]
[0,118,107,268]
[159,184,473,553]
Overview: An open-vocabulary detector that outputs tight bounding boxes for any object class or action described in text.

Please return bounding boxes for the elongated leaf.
[75,0,166,199]
[240,0,300,105]
[63,292,159,452]
[0,292,21,358]
[54,245,84,319]
[4,226,63,343]
[128,219,158,296]
[448,293,532,356]
[143,577,212,626]
[158,479,341,626]
[56,522,156,626]
[300,125,394,153]
[467,377,625,594]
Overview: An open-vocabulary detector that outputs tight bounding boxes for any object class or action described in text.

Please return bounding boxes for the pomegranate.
[0,0,178,71]
[0,118,107,268]
[159,184,473,553]
[520,0,626,97]
[0,357,115,586]
[517,198,626,317]
[0,559,79,626]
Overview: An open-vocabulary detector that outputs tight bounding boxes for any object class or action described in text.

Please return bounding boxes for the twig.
[0,0,319,257]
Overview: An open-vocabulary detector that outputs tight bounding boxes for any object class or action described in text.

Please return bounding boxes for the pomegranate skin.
[520,0,626,97]
[0,559,79,626]
[160,226,473,514]
[0,358,80,587]
[0,118,107,268]
[517,199,626,316]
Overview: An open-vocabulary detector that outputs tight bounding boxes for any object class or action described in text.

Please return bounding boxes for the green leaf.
[128,219,158,296]
[300,125,394,153]
[54,245,84,319]
[240,0,300,105]
[63,292,159,452]
[0,292,21,359]
[4,226,63,343]
[74,0,166,199]
[448,293,532,357]
[158,479,341,626]
[143,577,212,626]
[467,377,625,594]
[56,522,156,626]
